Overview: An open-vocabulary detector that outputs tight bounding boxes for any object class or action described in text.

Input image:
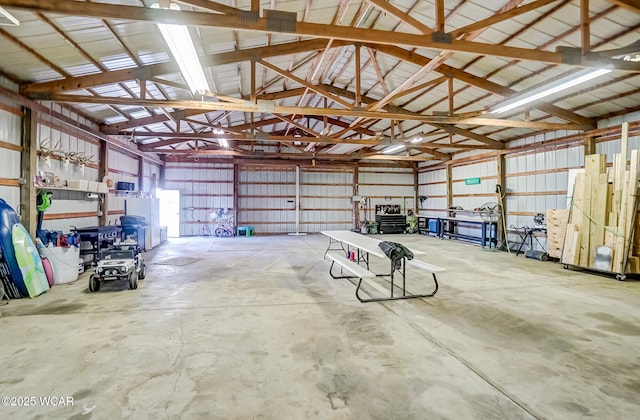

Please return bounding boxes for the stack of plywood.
[546,208,569,259]
[561,144,640,274]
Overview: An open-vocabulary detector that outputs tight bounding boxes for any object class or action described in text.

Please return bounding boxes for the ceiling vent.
[0,7,19,26]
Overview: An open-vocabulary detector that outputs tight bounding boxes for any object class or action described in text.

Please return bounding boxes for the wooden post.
[234,163,239,231]
[20,108,37,236]
[98,140,109,226]
[250,59,256,104]
[496,153,506,247]
[413,162,419,215]
[353,166,360,229]
[580,0,590,55]
[137,156,144,194]
[584,136,595,156]
[435,0,445,32]
[446,163,453,210]
[355,44,361,108]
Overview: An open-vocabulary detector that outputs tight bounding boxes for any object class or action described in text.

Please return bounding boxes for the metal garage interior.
[0,0,639,418]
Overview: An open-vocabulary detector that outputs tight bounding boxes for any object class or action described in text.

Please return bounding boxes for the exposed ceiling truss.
[0,0,638,165]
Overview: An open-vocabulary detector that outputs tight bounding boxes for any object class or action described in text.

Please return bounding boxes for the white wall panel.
[0,187,20,215]
[300,169,353,232]
[359,168,415,216]
[0,106,22,209]
[418,168,447,216]
[164,163,234,236]
[0,110,20,145]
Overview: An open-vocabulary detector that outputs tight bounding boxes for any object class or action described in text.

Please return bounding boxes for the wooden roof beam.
[22,39,347,94]
[371,43,596,127]
[450,0,564,38]
[3,0,639,71]
[365,0,433,34]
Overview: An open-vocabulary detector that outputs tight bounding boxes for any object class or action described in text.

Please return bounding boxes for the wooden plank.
[571,173,585,227]
[561,223,575,264]
[589,173,608,264]
[626,256,639,274]
[562,223,580,265]
[622,149,640,273]
[613,171,630,273]
[621,122,629,162]
[579,172,593,267]
[612,154,623,213]
[546,208,569,259]
[605,226,617,249]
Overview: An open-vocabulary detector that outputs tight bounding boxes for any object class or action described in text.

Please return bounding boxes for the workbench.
[72,225,121,266]
[418,216,497,248]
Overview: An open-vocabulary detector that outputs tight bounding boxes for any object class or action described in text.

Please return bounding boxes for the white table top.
[321,230,423,257]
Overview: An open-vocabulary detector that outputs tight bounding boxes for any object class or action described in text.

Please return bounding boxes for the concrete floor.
[1,233,640,419]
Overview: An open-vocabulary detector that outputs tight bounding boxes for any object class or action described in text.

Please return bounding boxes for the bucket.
[39,247,80,284]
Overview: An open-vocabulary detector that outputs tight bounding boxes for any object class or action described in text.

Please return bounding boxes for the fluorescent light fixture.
[492,67,612,114]
[382,144,406,154]
[213,128,226,147]
[0,6,19,26]
[151,3,209,94]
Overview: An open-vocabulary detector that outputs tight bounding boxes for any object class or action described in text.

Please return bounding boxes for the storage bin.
[116,181,135,191]
[87,181,100,191]
[39,246,80,284]
[67,179,89,190]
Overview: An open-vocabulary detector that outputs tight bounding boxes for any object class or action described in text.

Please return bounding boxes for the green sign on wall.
[464,177,481,185]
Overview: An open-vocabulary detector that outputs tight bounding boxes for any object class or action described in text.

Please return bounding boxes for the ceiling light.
[491,67,612,114]
[151,3,209,95]
[382,144,406,154]
[218,138,229,148]
[0,6,19,26]
[212,128,224,135]
[410,136,424,144]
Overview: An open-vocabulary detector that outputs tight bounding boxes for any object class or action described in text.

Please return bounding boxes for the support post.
[413,162,419,215]
[496,153,507,248]
[354,166,360,229]
[446,163,453,210]
[98,140,109,226]
[233,163,239,232]
[288,165,306,235]
[584,136,596,156]
[20,108,37,235]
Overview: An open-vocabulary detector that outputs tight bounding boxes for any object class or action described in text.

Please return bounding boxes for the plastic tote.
[39,246,80,284]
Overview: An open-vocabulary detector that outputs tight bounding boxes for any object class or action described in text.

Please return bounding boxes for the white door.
[158,190,180,237]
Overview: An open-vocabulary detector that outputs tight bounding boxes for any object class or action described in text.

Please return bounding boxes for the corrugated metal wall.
[36,103,102,232]
[417,119,640,252]
[452,159,498,210]
[164,162,234,237]
[238,167,296,234]
[160,164,420,236]
[0,77,21,214]
[358,167,416,219]
[418,165,447,217]
[301,168,353,232]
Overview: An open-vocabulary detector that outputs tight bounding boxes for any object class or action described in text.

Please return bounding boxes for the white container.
[40,246,80,284]
[88,181,100,191]
[67,179,89,190]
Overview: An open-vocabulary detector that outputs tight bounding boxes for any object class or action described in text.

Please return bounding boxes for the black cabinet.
[376,215,407,234]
